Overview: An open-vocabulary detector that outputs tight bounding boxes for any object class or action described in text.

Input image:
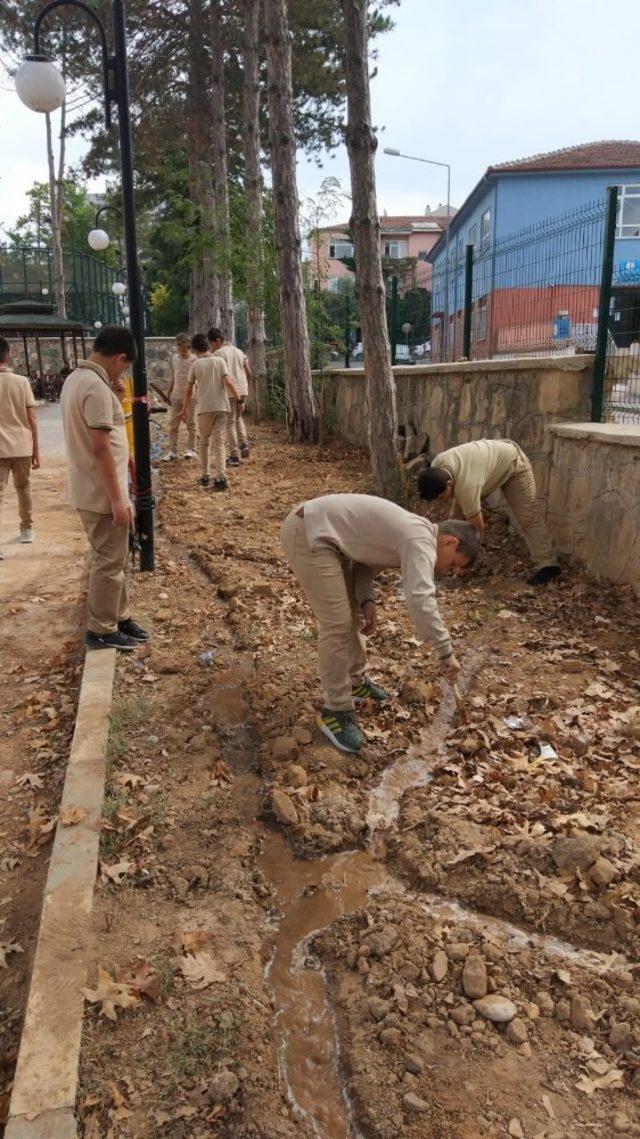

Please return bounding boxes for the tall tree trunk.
[264,0,318,443]
[187,0,219,333]
[45,109,66,319]
[341,0,398,493]
[242,0,267,419]
[210,0,234,340]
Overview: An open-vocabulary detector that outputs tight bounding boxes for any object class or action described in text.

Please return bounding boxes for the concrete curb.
[5,649,117,1139]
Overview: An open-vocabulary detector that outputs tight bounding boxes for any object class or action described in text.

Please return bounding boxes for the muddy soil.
[75,423,639,1138]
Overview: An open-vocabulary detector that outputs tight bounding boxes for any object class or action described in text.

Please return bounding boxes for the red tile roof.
[488,140,640,174]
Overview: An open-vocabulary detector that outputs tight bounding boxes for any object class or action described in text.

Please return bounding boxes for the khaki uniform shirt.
[170,351,196,401]
[302,493,452,659]
[60,361,130,513]
[431,439,520,519]
[214,343,248,397]
[0,366,36,458]
[191,356,231,414]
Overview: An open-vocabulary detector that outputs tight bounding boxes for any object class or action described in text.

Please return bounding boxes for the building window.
[476,295,487,340]
[457,236,465,264]
[480,210,491,251]
[326,277,339,293]
[617,185,640,238]
[468,223,477,248]
[328,240,353,259]
[383,239,408,258]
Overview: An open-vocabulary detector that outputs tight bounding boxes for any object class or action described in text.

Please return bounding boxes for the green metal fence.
[0,244,121,325]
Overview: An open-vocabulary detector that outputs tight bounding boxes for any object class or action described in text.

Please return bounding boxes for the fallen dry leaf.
[116,772,144,788]
[82,965,141,1021]
[60,806,87,827]
[16,772,44,790]
[115,960,161,1002]
[0,940,24,968]
[181,929,211,952]
[27,805,57,848]
[175,951,227,989]
[575,1067,624,1095]
[101,860,134,884]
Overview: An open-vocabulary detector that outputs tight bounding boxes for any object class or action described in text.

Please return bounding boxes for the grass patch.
[165,1008,244,1094]
[107,695,150,760]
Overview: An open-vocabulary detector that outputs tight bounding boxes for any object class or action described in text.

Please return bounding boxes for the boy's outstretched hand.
[361,600,377,636]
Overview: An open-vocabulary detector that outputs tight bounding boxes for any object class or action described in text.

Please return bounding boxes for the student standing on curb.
[163,332,197,462]
[208,327,251,465]
[281,493,479,754]
[183,333,240,491]
[418,438,560,586]
[60,326,149,652]
[0,336,40,556]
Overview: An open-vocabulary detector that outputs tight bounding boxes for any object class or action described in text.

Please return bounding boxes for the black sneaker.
[212,477,229,491]
[198,474,211,487]
[227,455,241,467]
[86,630,138,652]
[527,565,562,587]
[118,617,150,642]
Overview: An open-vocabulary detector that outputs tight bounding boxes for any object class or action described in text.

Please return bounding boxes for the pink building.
[311,209,456,293]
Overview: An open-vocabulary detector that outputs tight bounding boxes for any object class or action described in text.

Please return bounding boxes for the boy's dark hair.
[207,327,223,344]
[191,333,209,353]
[93,325,137,362]
[0,336,10,363]
[437,520,480,565]
[417,465,451,500]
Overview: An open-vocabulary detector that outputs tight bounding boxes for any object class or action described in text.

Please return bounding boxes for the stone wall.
[6,336,175,391]
[547,423,640,593]
[317,355,594,495]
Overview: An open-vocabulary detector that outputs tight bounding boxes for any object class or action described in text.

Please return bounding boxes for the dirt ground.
[70,422,639,1139]
[0,436,85,1127]
[3,418,638,1139]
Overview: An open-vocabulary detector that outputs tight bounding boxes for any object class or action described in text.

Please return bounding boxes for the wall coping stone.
[549,422,640,447]
[316,354,594,380]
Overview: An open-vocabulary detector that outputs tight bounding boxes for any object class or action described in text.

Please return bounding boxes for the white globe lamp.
[88,228,110,252]
[122,305,130,318]
[94,321,103,330]
[112,281,127,297]
[15,56,66,114]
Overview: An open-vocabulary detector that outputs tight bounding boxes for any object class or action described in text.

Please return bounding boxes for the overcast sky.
[1,0,640,235]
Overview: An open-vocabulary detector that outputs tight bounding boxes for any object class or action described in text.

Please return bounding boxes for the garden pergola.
[0,300,90,380]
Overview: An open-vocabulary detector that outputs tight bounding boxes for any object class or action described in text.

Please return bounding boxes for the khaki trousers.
[281,511,366,712]
[168,396,196,453]
[78,510,130,635]
[227,397,248,458]
[198,411,229,479]
[0,456,33,531]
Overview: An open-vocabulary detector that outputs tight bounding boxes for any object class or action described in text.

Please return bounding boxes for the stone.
[400,679,433,704]
[508,1119,525,1139]
[271,789,299,826]
[517,1042,533,1059]
[535,991,555,1017]
[252,582,276,598]
[287,765,308,788]
[473,996,517,1024]
[431,950,448,982]
[462,954,488,999]
[588,857,618,889]
[403,1053,425,1075]
[506,1018,528,1045]
[445,941,470,961]
[570,995,594,1032]
[555,999,570,1023]
[380,1027,402,1048]
[154,607,172,621]
[614,1115,631,1135]
[290,725,313,745]
[612,905,635,941]
[523,1002,540,1020]
[208,1070,239,1102]
[365,927,399,958]
[551,835,602,872]
[169,874,189,899]
[147,653,180,674]
[271,737,299,762]
[368,997,391,1022]
[184,864,208,885]
[403,1093,428,1114]
[451,1005,476,1026]
[609,1022,634,1051]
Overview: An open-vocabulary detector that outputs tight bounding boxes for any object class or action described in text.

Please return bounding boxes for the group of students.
[163,328,251,491]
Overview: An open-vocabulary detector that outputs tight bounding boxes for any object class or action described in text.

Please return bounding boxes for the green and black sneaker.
[318,708,364,753]
[352,675,390,702]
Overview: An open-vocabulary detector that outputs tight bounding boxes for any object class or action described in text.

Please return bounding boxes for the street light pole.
[383,148,452,361]
[18,0,155,571]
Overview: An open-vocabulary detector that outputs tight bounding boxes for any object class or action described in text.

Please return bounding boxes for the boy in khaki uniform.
[60,326,149,651]
[281,493,479,754]
[0,336,40,555]
[163,333,197,461]
[418,438,560,586]
[208,327,251,464]
[182,334,240,491]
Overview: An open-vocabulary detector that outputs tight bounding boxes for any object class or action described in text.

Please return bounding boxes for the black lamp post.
[16,0,155,571]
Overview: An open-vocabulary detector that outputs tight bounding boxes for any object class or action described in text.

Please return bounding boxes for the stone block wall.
[6,336,175,392]
[317,355,593,496]
[547,424,640,593]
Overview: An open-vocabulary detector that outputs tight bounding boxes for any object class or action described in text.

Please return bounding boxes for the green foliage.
[6,179,118,266]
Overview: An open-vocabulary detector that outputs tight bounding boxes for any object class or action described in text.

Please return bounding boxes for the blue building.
[428,140,640,360]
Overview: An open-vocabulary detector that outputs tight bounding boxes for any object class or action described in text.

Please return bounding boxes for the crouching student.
[281,492,479,754]
[182,334,240,491]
